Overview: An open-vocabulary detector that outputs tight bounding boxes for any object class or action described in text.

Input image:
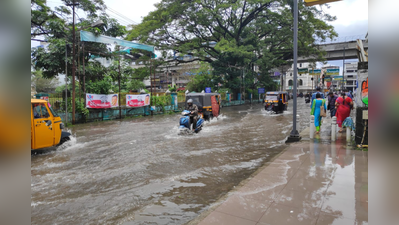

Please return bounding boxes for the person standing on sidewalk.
[311,93,326,134]
[335,92,353,132]
[327,91,338,117]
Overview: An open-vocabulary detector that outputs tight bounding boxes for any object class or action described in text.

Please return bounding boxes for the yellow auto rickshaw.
[264,91,288,114]
[185,92,221,121]
[31,99,71,150]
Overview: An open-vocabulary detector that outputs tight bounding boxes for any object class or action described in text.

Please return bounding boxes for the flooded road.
[31,99,311,225]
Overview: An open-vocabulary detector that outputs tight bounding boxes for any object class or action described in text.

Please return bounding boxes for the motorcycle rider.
[186,99,198,130]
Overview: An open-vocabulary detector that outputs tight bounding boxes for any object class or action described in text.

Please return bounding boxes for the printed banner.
[326,68,340,75]
[333,76,343,81]
[309,69,321,75]
[126,94,150,107]
[86,94,119,108]
[298,68,309,74]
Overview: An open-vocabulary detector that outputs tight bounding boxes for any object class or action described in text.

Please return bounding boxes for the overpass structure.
[297,39,368,62]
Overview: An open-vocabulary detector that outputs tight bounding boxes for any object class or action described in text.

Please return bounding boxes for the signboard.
[258,88,265,94]
[273,71,281,76]
[40,96,49,101]
[309,69,321,75]
[324,75,332,82]
[304,0,342,6]
[126,94,150,107]
[205,87,211,93]
[362,110,368,120]
[333,76,343,81]
[86,93,119,108]
[298,68,308,74]
[326,68,340,75]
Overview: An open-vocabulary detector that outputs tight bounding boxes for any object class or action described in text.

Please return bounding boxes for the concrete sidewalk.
[191,117,368,225]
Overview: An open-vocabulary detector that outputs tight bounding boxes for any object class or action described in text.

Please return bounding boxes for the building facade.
[343,62,358,92]
[285,62,315,93]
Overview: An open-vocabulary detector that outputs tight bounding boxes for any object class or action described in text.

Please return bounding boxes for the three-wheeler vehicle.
[185,92,221,121]
[264,91,288,114]
[31,99,71,150]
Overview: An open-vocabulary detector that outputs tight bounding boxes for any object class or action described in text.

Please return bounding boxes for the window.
[290,73,292,76]
[299,63,302,68]
[288,80,293,86]
[299,79,303,86]
[32,103,50,119]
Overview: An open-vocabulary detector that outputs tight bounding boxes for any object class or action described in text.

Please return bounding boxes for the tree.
[31,70,59,92]
[31,0,127,80]
[127,0,337,93]
[186,62,214,92]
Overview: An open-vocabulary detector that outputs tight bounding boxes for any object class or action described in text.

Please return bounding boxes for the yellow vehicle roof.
[31,99,48,104]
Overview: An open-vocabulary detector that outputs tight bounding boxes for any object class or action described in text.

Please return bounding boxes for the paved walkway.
[192,117,368,225]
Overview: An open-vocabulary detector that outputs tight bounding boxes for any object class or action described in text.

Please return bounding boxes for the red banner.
[126,94,150,107]
[86,94,119,108]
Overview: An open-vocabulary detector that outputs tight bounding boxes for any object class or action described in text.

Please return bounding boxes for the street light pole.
[65,44,68,125]
[287,0,301,143]
[71,0,77,124]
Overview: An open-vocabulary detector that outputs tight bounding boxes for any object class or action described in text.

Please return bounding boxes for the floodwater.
[31,99,311,225]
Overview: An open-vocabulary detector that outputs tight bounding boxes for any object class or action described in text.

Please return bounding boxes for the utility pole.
[118,57,122,119]
[342,46,346,92]
[82,43,86,107]
[65,44,68,125]
[286,0,301,143]
[67,0,79,124]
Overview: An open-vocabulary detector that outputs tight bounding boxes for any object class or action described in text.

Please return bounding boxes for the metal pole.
[150,59,153,116]
[118,57,122,119]
[71,0,76,124]
[65,44,68,125]
[82,43,86,107]
[287,0,301,142]
[78,42,81,105]
[342,46,346,91]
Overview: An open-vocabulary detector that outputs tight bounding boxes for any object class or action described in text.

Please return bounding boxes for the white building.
[284,62,315,93]
[343,62,358,92]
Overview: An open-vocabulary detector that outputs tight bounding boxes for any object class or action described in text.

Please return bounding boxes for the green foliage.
[151,95,172,107]
[186,62,214,92]
[31,70,60,92]
[127,0,337,95]
[85,76,112,94]
[168,85,177,92]
[60,97,89,117]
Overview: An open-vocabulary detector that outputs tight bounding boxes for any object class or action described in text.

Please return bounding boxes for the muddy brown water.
[31,100,311,225]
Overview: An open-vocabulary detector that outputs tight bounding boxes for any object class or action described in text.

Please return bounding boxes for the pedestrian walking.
[327,91,338,117]
[335,92,353,132]
[310,86,325,109]
[311,93,326,134]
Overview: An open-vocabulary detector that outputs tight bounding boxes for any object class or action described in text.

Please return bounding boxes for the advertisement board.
[298,68,309,74]
[86,94,119,108]
[309,69,321,75]
[258,88,265,94]
[326,68,340,75]
[126,94,150,107]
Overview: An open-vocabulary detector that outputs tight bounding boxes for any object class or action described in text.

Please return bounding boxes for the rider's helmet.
[187,99,193,107]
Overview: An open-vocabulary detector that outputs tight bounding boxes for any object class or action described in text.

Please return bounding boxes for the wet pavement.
[193,117,368,225]
[31,100,312,225]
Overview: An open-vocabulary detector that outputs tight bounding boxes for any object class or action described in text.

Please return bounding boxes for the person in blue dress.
[311,93,327,134]
[310,86,325,109]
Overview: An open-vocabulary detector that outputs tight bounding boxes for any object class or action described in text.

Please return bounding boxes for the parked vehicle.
[185,92,221,121]
[305,96,311,103]
[178,110,205,135]
[31,99,71,150]
[264,91,288,114]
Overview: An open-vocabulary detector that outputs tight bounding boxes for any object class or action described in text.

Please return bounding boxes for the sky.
[33,0,368,82]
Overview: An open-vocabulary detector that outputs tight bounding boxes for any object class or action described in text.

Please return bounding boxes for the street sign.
[333,76,343,81]
[298,68,308,74]
[205,87,211,93]
[326,68,339,75]
[309,69,321,75]
[258,88,265,94]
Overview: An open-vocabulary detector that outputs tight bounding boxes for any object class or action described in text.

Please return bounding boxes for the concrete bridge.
[297,39,368,62]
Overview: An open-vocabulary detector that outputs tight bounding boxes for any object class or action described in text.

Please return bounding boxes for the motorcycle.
[178,110,204,135]
[305,96,310,103]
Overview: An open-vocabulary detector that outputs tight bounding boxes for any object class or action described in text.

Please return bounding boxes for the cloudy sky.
[34,0,368,80]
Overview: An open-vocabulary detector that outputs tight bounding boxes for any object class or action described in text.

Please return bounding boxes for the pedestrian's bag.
[320,105,326,117]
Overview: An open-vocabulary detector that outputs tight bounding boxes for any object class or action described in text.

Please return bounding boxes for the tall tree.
[127,0,337,93]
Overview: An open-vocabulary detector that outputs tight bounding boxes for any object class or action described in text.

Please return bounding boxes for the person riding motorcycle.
[186,99,198,130]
